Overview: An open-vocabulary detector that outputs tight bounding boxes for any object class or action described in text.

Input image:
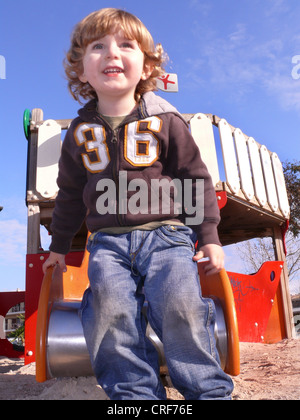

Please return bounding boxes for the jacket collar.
[77,92,186,126]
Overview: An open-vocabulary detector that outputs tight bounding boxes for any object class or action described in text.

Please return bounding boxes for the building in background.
[4,301,25,339]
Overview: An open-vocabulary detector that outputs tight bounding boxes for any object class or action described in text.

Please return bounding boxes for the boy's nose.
[106,42,120,59]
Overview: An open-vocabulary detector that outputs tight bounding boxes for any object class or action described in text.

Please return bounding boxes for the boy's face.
[79,31,151,106]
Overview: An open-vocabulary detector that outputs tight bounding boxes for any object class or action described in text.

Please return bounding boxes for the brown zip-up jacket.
[50,92,221,254]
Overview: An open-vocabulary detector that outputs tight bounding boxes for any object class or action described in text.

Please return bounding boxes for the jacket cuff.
[49,236,72,255]
[194,222,222,249]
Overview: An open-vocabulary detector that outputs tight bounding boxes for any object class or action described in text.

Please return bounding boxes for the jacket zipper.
[111,128,123,226]
[111,129,118,144]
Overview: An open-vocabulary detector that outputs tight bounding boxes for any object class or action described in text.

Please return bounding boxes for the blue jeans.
[80,226,234,400]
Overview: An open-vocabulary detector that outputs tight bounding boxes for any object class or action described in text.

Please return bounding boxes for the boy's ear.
[141,63,154,81]
[79,73,88,83]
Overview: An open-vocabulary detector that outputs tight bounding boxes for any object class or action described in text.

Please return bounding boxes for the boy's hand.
[193,244,225,276]
[42,252,67,275]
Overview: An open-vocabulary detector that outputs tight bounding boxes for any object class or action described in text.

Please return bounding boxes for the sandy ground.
[0,339,299,400]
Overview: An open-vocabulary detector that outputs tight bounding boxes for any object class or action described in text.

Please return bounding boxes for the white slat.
[247,137,267,207]
[190,113,220,188]
[260,146,279,212]
[218,119,240,195]
[36,119,62,199]
[271,153,290,218]
[234,128,254,201]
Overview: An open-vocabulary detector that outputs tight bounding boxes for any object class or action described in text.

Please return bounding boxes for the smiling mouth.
[104,67,124,75]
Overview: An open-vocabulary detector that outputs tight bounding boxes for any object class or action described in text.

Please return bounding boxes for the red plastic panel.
[227,262,283,343]
[0,291,25,358]
[216,191,227,210]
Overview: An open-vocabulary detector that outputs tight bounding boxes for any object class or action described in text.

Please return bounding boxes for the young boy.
[43,8,234,400]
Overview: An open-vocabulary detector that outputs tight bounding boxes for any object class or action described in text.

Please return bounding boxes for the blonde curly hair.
[64,8,167,103]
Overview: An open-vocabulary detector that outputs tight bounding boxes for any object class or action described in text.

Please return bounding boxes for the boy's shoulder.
[75,99,98,123]
[141,92,187,126]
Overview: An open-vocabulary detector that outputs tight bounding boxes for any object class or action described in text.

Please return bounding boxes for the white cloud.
[228,24,247,46]
[223,244,247,274]
[0,196,27,222]
[184,17,300,112]
[290,278,300,296]
[0,196,28,267]
[264,0,290,17]
[188,0,212,16]
[264,73,300,112]
[0,219,27,267]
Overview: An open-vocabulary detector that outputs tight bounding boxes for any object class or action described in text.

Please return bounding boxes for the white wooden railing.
[189,113,290,219]
[28,111,290,222]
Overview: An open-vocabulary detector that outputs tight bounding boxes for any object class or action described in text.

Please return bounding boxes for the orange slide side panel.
[227,261,283,343]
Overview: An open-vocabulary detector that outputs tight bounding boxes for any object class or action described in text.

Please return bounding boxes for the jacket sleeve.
[168,115,221,248]
[49,123,88,255]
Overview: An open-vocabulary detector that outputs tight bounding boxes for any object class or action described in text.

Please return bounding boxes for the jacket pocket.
[86,232,103,253]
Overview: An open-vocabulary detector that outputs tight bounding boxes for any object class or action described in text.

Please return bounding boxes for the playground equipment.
[0,291,25,358]
[22,104,294,382]
[0,207,26,358]
[35,250,239,382]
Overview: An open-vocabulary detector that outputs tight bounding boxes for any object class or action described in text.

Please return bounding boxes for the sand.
[0,339,299,400]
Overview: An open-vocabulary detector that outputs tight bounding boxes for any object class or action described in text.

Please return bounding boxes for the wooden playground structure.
[0,101,295,383]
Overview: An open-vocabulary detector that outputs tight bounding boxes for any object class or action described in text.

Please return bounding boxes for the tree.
[235,234,300,282]
[8,314,25,347]
[234,160,300,289]
[283,160,300,237]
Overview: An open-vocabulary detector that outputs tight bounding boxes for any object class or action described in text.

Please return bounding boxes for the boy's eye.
[92,43,104,50]
[121,42,134,49]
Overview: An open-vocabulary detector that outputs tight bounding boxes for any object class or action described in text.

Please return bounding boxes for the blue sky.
[0,0,299,293]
